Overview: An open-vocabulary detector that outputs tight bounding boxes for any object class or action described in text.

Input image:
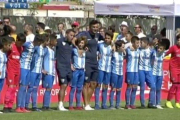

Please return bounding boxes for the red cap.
[72,21,80,27]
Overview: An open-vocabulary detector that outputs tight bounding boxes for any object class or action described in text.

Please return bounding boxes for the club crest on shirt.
[9,79,12,83]
[85,77,88,80]
[62,42,66,46]
[61,79,65,83]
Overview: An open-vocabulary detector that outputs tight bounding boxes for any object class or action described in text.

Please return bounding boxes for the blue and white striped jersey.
[72,48,85,69]
[111,51,124,75]
[126,47,140,72]
[0,50,7,79]
[20,42,34,70]
[43,46,56,76]
[152,50,165,76]
[98,42,112,73]
[31,45,44,73]
[139,48,153,71]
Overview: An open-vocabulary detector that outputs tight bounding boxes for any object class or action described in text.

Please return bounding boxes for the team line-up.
[0,19,180,114]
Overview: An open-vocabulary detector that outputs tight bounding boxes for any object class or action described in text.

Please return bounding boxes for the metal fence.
[1,16,166,35]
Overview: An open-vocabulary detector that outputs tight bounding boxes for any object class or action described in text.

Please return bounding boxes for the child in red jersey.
[165,34,180,108]
[3,33,26,113]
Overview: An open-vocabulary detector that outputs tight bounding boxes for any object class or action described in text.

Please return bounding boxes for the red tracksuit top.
[7,43,23,73]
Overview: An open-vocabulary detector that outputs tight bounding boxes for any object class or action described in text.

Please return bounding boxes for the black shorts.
[57,66,72,85]
[85,63,98,83]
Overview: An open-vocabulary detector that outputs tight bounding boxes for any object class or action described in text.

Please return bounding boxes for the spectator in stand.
[108,25,118,41]
[45,26,52,35]
[86,26,89,31]
[117,26,128,43]
[57,23,65,39]
[160,28,166,39]
[99,27,106,39]
[10,25,17,41]
[36,22,45,34]
[3,17,10,26]
[0,24,4,36]
[24,24,35,42]
[2,25,11,37]
[116,21,129,41]
[134,24,146,38]
[147,25,160,43]
[71,21,80,36]
[176,28,180,36]
[0,19,3,25]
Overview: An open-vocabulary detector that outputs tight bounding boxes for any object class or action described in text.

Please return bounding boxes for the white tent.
[94,0,180,45]
[94,0,175,16]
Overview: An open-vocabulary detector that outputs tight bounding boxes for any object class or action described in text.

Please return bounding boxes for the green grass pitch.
[0,101,180,120]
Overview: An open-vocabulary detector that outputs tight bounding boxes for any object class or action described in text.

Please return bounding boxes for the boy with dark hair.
[110,40,125,109]
[125,36,140,109]
[95,31,113,109]
[152,42,166,109]
[42,34,57,110]
[69,36,87,110]
[3,33,26,113]
[16,32,35,113]
[0,37,12,113]
[25,34,48,111]
[139,37,156,108]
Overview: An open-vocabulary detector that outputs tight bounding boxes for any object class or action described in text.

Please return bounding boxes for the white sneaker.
[84,105,94,110]
[156,105,163,109]
[58,102,68,111]
[0,111,3,114]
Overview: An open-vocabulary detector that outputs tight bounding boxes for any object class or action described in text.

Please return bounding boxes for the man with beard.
[36,22,45,34]
[56,29,75,111]
[24,24,35,42]
[73,20,104,110]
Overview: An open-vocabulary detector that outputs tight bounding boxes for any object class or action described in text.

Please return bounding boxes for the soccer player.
[74,20,103,110]
[25,34,48,111]
[139,37,156,108]
[165,35,180,108]
[125,36,140,109]
[95,31,113,109]
[42,34,57,110]
[109,40,125,109]
[152,42,166,109]
[56,29,75,111]
[69,36,87,110]
[16,32,35,113]
[3,33,26,113]
[0,37,12,113]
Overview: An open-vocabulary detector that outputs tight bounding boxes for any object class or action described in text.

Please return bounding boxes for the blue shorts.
[126,72,139,85]
[153,75,163,91]
[42,75,55,89]
[0,79,5,91]
[20,68,30,86]
[110,73,123,89]
[139,70,155,89]
[28,72,41,87]
[71,69,85,88]
[98,70,111,85]
[57,66,72,85]
[85,63,98,83]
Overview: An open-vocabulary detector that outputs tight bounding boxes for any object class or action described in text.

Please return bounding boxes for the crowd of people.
[0,16,179,114]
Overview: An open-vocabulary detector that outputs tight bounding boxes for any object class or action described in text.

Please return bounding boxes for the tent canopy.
[94,0,179,16]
